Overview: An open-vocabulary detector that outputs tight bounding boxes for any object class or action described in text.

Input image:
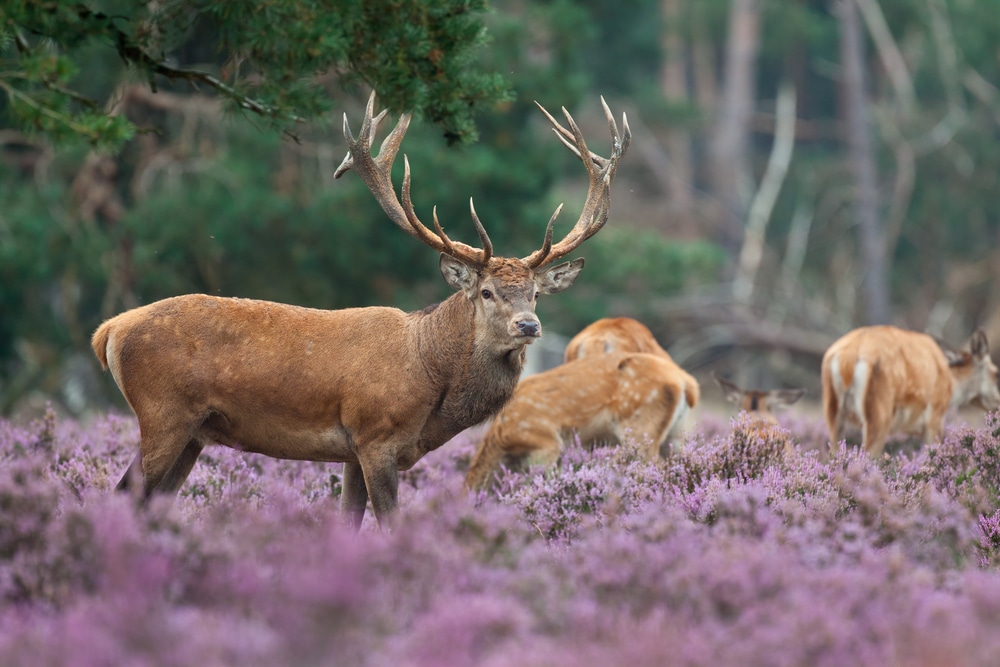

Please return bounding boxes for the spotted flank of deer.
[465,351,698,491]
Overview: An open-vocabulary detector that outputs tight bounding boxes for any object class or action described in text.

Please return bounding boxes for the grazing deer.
[465,351,698,490]
[564,317,700,456]
[821,326,1000,457]
[92,92,631,527]
[713,372,805,454]
[564,317,700,420]
[563,316,671,362]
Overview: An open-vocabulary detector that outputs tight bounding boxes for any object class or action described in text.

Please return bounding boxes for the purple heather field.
[5,407,1000,666]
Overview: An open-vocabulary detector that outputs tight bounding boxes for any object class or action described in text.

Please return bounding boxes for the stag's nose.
[516,320,541,337]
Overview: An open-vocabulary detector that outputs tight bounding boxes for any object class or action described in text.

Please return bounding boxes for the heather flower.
[2,410,1000,665]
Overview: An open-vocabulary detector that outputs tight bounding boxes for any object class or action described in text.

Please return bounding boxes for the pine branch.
[27,5,307,128]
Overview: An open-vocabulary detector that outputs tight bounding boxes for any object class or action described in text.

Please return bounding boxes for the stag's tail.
[91,320,114,370]
[465,429,507,492]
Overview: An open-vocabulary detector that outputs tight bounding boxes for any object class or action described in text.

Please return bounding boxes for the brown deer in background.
[465,351,696,491]
[563,316,673,362]
[713,372,805,454]
[466,317,699,490]
[92,93,631,527]
[564,316,699,458]
[821,326,1000,457]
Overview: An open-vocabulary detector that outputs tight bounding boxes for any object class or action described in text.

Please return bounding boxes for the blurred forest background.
[2,0,1000,417]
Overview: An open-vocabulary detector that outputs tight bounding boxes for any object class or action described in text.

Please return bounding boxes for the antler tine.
[524,204,563,269]
[400,156,449,252]
[334,91,488,268]
[431,207,456,253]
[534,102,583,159]
[468,199,494,265]
[335,92,395,179]
[521,98,631,269]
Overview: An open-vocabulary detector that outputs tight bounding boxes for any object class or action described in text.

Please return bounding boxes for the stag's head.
[335,92,631,351]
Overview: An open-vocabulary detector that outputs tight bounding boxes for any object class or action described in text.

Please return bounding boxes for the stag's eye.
[481,289,493,300]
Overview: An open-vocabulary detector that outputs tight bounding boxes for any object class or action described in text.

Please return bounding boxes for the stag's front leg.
[341,460,370,530]
[357,447,400,529]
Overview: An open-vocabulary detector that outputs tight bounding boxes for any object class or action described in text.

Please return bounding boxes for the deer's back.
[822,325,952,415]
[94,295,432,451]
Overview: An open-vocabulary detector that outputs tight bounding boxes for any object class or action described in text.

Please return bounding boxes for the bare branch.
[733,82,796,304]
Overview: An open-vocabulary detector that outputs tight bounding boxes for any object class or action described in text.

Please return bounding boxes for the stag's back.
[91,295,425,451]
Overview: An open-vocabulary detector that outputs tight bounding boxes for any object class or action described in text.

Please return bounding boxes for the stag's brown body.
[93,292,522,469]
[821,326,1000,456]
[93,92,631,527]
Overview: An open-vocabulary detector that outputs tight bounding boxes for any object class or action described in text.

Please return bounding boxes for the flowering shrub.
[3,407,1000,665]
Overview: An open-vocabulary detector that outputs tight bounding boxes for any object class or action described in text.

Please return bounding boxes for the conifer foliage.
[0,0,511,147]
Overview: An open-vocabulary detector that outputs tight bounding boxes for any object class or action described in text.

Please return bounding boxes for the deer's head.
[335,93,631,352]
[939,330,1000,412]
[714,372,805,423]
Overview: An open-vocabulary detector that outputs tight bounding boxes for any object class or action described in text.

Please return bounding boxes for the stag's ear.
[439,254,478,295]
[536,258,585,295]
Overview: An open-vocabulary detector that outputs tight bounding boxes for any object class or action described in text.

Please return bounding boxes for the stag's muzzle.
[516,320,541,337]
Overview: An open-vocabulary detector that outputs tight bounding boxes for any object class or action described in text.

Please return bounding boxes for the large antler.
[522,97,632,269]
[334,92,492,268]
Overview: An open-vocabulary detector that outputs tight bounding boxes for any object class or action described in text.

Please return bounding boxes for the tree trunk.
[709,0,761,261]
[733,82,797,304]
[659,0,693,212]
[838,0,891,324]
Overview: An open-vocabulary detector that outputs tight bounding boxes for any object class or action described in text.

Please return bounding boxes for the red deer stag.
[465,351,698,490]
[821,326,1000,457]
[92,92,631,527]
[713,372,805,454]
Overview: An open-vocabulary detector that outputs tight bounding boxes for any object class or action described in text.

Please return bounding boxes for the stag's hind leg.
[119,413,203,499]
[116,453,143,493]
[341,461,370,530]
[156,439,206,494]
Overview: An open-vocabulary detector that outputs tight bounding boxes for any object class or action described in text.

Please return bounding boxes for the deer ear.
[439,254,478,294]
[712,373,744,404]
[536,258,585,295]
[770,388,806,408]
[969,329,990,359]
[933,336,968,366]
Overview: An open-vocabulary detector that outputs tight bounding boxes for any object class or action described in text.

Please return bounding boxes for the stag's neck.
[415,294,526,431]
